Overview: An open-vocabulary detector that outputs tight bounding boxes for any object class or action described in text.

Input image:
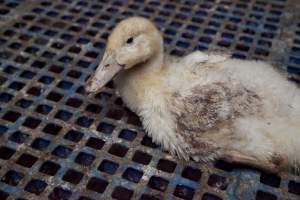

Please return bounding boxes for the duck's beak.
[85,52,122,93]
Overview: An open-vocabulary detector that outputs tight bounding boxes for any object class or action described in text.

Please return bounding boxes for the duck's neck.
[114,40,165,112]
[141,49,164,73]
[136,33,165,74]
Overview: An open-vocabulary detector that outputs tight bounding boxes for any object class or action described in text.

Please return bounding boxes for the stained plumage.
[86,17,300,173]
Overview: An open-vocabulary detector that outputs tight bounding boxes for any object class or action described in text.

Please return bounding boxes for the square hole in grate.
[157,159,177,173]
[0,190,8,200]
[260,173,281,188]
[85,51,98,59]
[52,145,72,158]
[0,92,13,103]
[24,179,47,195]
[108,143,128,157]
[256,191,277,200]
[106,109,124,120]
[8,81,25,90]
[1,170,24,186]
[115,98,123,105]
[77,37,89,44]
[148,176,169,192]
[207,174,229,190]
[25,46,39,54]
[48,187,72,200]
[77,60,91,68]
[0,76,7,86]
[9,42,22,49]
[122,167,143,183]
[57,80,73,90]
[86,137,105,150]
[86,177,109,193]
[182,166,201,182]
[132,151,152,165]
[43,123,62,135]
[97,122,115,134]
[31,137,50,151]
[75,87,86,96]
[62,169,84,185]
[44,30,57,36]
[75,152,95,166]
[42,51,56,59]
[9,131,29,144]
[49,65,64,74]
[66,97,83,108]
[140,194,162,200]
[2,111,21,122]
[23,117,41,129]
[202,193,222,200]
[0,125,8,135]
[127,111,141,126]
[0,51,11,60]
[39,161,61,176]
[31,60,46,68]
[214,160,234,172]
[64,130,83,142]
[55,110,73,121]
[141,135,159,148]
[67,70,81,79]
[173,185,195,200]
[36,104,52,115]
[16,98,33,108]
[68,46,81,53]
[288,181,300,196]
[16,153,37,168]
[79,196,94,200]
[95,92,112,101]
[39,75,54,84]
[85,104,102,114]
[47,91,63,102]
[51,42,64,49]
[76,116,94,128]
[111,186,133,200]
[27,87,41,96]
[0,146,15,160]
[20,70,36,79]
[94,41,105,49]
[4,65,18,74]
[98,159,119,175]
[119,129,137,141]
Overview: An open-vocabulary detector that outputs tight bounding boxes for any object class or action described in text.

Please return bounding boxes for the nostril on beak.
[104,64,110,68]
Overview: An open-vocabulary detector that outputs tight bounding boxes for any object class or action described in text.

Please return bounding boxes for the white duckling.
[86,17,300,173]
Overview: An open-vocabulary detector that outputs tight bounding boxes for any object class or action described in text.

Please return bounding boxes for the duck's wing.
[173,82,235,134]
[170,81,263,162]
[171,81,262,152]
[179,51,230,70]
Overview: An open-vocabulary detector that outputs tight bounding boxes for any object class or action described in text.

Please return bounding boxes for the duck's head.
[86,17,163,93]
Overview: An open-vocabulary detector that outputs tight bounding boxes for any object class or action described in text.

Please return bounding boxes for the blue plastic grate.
[0,0,299,200]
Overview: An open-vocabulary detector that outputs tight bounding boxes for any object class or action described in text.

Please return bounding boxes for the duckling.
[86,17,300,173]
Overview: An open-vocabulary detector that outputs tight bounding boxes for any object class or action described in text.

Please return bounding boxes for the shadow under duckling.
[86,17,300,174]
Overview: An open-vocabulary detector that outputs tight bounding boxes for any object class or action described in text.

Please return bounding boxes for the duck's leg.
[221,150,288,173]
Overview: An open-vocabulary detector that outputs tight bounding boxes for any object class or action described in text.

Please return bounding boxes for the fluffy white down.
[115,51,300,168]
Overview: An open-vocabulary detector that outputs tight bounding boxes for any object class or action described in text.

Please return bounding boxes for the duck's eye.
[126,37,133,44]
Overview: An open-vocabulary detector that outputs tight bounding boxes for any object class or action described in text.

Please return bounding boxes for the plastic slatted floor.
[0,0,299,200]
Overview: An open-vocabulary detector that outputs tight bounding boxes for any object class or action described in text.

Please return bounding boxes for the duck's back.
[166,53,300,166]
[167,54,300,120]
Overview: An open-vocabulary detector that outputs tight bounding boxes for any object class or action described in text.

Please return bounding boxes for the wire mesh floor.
[0,0,300,199]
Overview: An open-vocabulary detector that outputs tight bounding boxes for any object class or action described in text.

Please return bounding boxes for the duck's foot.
[221,150,288,174]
